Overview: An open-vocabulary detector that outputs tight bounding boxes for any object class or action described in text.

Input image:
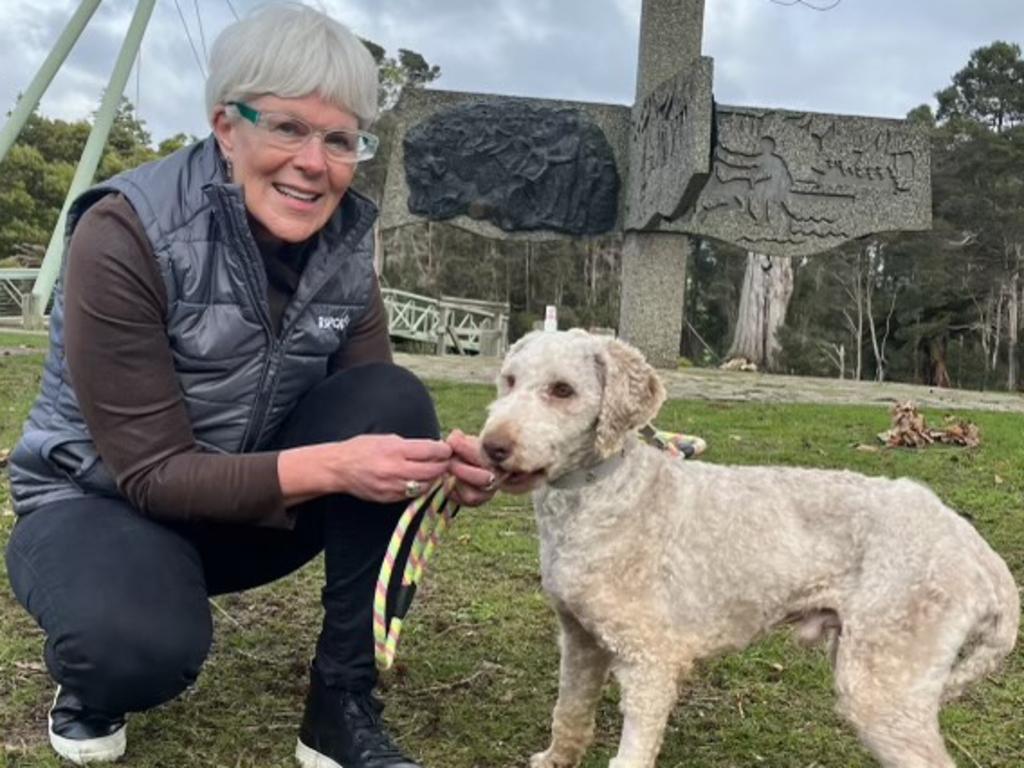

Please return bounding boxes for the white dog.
[480,329,1019,768]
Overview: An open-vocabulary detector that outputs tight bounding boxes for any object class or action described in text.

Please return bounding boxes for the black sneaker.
[295,669,420,768]
[48,686,127,764]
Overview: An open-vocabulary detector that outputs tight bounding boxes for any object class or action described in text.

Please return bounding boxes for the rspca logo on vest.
[318,313,350,332]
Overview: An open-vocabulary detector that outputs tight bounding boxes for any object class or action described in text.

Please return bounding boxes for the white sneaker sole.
[295,738,344,768]
[48,722,126,764]
[48,688,126,765]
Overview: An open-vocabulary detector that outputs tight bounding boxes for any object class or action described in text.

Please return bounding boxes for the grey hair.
[205,2,379,128]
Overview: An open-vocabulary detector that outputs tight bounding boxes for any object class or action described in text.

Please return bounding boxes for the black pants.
[5,363,439,715]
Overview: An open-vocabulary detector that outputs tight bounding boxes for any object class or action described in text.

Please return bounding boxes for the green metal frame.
[5,0,158,328]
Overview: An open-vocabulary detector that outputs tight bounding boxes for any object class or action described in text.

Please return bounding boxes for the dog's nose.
[483,438,512,465]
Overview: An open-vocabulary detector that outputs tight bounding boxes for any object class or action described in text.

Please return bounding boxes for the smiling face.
[212,93,358,243]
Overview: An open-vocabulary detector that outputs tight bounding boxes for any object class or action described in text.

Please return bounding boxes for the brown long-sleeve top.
[63,193,392,528]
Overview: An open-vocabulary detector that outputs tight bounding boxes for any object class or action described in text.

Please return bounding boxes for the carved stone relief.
[626,57,713,230]
[402,100,621,235]
[675,107,931,257]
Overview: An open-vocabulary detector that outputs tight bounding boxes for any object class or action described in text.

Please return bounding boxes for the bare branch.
[945,231,979,248]
[769,0,842,10]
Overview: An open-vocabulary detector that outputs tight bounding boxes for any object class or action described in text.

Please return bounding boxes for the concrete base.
[618,231,689,368]
[21,293,47,330]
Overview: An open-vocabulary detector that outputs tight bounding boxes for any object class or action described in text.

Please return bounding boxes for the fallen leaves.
[877,401,981,449]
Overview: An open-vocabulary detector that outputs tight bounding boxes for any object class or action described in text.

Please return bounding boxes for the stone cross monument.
[380,0,931,367]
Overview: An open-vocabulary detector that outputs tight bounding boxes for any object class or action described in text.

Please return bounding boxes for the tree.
[354,42,441,204]
[934,44,1024,390]
[359,39,441,112]
[0,101,184,262]
[725,252,794,370]
[936,42,1024,133]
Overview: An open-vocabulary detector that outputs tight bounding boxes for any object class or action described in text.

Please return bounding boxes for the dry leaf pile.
[877,401,981,448]
[719,357,758,372]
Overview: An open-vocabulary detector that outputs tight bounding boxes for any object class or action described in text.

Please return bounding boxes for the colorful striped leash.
[638,424,707,458]
[374,475,460,670]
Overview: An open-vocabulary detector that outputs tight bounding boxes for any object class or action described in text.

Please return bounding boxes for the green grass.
[2,353,1023,767]
[0,332,48,351]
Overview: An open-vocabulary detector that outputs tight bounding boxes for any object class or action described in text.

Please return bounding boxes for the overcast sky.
[1,0,1022,144]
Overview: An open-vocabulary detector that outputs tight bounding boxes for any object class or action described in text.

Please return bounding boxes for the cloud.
[1,0,1022,143]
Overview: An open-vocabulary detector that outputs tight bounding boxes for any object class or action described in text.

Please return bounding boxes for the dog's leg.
[531,609,613,768]
[834,625,957,768]
[608,660,684,768]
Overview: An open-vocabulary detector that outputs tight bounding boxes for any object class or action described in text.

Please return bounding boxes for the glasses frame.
[227,101,378,164]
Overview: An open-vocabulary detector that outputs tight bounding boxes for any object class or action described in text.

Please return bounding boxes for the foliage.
[381,223,624,341]
[936,41,1024,133]
[360,38,441,112]
[0,99,187,263]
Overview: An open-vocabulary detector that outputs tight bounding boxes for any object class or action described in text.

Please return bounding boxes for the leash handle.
[374,477,460,670]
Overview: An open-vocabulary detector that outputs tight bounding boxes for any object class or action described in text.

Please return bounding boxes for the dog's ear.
[594,338,666,457]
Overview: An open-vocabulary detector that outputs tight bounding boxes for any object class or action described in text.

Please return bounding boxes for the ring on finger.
[403,479,423,498]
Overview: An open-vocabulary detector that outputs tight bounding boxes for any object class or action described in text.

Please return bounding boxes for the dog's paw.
[530,749,576,768]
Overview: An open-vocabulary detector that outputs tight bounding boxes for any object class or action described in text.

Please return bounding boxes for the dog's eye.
[504,374,516,390]
[550,381,575,399]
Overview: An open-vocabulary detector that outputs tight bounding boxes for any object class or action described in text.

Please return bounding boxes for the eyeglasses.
[227,101,379,163]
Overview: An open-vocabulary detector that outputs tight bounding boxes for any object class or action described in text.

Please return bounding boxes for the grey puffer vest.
[8,137,377,514]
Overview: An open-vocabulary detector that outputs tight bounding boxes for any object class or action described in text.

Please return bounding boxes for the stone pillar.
[635,0,705,95]
[618,232,688,368]
[618,0,704,366]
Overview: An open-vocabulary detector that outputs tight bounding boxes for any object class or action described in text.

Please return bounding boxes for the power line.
[173,0,206,78]
[193,0,208,64]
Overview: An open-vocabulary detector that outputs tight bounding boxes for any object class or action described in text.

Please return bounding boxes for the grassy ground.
[0,332,48,351]
[1,350,1022,767]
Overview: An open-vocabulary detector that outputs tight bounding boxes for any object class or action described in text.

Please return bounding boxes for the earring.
[225,158,234,180]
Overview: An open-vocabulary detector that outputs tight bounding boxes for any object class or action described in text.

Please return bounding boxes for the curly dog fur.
[480,329,1019,768]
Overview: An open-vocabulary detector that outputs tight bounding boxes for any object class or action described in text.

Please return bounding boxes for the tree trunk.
[1009,267,1020,391]
[926,336,952,388]
[372,221,383,276]
[992,287,1004,372]
[867,280,898,382]
[976,290,995,378]
[726,252,794,370]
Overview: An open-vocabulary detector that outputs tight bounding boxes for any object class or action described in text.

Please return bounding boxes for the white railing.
[0,268,509,356]
[0,268,39,318]
[382,288,509,356]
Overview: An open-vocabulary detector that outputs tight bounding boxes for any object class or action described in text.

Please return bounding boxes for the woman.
[4,4,496,767]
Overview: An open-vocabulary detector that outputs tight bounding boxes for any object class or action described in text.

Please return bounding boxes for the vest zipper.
[222,198,278,453]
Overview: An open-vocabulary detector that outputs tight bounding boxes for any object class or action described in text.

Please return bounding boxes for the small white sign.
[544,305,558,332]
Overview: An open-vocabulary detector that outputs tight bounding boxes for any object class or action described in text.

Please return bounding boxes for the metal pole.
[0,0,103,165]
[23,0,158,328]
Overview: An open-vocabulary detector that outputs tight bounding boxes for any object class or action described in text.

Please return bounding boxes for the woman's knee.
[362,364,439,438]
[282,363,439,446]
[47,600,213,713]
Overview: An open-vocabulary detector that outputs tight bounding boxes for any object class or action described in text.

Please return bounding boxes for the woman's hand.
[279,434,452,506]
[446,429,500,507]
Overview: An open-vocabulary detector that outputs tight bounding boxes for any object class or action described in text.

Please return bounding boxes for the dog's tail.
[941,558,1020,703]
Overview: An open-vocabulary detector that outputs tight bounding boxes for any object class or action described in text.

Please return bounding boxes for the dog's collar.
[547,450,627,491]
